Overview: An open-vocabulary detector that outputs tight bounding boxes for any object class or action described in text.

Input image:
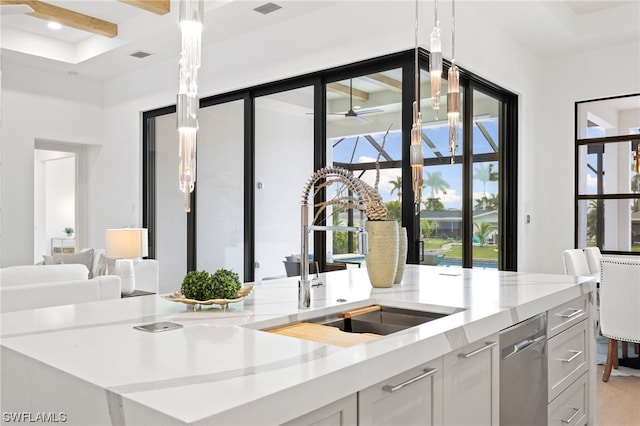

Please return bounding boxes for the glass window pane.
[327,70,402,262]
[471,89,500,269]
[196,100,245,280]
[578,199,639,251]
[155,112,188,293]
[419,68,465,268]
[577,95,640,139]
[578,140,638,195]
[420,163,463,266]
[255,86,314,281]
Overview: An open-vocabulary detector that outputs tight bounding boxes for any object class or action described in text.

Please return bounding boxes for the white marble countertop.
[0,265,595,425]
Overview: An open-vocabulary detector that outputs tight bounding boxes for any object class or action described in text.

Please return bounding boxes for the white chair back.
[562,249,591,276]
[584,247,603,275]
[600,258,640,343]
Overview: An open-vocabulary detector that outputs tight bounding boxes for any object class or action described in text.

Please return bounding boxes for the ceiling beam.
[327,82,369,101]
[1,0,118,37]
[365,73,402,93]
[118,0,170,15]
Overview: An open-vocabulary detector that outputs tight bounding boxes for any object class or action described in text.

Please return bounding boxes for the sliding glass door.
[144,48,518,282]
[196,100,245,280]
[254,86,314,281]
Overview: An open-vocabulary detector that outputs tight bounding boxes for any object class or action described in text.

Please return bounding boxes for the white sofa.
[89,249,159,294]
[0,249,160,313]
[0,264,121,313]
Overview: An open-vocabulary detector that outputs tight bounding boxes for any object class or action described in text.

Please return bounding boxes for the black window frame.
[143,48,519,281]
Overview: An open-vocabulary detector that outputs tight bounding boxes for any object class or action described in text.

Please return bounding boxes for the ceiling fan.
[328,79,383,120]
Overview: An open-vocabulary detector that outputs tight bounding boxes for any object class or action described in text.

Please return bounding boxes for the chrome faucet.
[298,167,380,309]
[299,204,368,308]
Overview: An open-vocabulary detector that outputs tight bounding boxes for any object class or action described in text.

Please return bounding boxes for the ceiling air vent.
[130,51,152,59]
[253,2,282,15]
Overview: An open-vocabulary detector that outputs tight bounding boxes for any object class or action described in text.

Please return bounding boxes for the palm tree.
[431,221,440,238]
[389,176,402,201]
[474,193,499,211]
[473,163,498,210]
[473,221,493,246]
[423,198,445,211]
[424,171,449,199]
[632,173,640,212]
[420,219,431,238]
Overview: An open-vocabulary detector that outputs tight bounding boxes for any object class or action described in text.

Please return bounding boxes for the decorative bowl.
[161,285,253,310]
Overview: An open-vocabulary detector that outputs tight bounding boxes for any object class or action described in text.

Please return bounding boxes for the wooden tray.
[267,322,381,348]
[161,285,253,310]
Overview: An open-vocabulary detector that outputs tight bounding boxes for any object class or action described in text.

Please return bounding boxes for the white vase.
[394,227,408,284]
[365,220,399,288]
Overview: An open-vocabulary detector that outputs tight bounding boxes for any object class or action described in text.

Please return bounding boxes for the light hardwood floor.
[596,365,640,425]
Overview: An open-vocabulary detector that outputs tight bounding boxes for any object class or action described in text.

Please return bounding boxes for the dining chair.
[600,257,640,382]
[584,247,603,276]
[562,249,591,276]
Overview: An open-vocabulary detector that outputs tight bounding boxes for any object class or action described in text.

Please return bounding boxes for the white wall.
[525,41,640,273]
[2,1,639,274]
[44,156,76,257]
[1,63,102,266]
[254,95,314,281]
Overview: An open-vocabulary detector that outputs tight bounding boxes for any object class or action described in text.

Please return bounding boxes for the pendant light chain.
[410,0,424,205]
[447,0,460,164]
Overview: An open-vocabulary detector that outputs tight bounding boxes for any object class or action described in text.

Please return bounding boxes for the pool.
[440,259,498,269]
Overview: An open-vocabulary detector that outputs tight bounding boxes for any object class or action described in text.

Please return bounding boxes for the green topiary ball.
[210,268,242,299]
[180,269,242,301]
[181,270,213,300]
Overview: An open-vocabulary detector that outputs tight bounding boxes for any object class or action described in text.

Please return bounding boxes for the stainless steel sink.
[305,305,450,336]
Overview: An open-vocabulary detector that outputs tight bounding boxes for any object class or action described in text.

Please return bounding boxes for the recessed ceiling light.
[253,2,282,15]
[47,22,62,30]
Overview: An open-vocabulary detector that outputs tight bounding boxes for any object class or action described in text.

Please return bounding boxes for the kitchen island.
[1,265,596,425]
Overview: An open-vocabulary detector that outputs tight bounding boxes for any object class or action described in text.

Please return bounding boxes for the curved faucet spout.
[298,166,382,309]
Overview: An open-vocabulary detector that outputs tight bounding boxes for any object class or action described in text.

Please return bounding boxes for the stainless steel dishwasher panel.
[499,312,547,426]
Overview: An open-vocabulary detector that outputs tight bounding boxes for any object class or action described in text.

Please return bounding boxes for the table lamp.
[105,228,148,295]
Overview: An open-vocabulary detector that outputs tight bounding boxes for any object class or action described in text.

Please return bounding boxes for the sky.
[331,120,500,209]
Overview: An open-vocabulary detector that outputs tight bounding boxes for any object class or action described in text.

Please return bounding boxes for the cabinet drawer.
[548,319,588,402]
[283,394,357,426]
[548,295,588,338]
[359,358,442,426]
[443,335,499,426]
[548,372,588,426]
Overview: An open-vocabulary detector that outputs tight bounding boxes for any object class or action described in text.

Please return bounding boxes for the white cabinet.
[358,357,443,426]
[547,294,590,425]
[442,334,499,426]
[51,237,75,254]
[547,372,588,426]
[282,394,357,426]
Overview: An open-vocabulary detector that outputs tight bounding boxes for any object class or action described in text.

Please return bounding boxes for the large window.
[327,70,403,263]
[144,48,518,285]
[575,94,640,254]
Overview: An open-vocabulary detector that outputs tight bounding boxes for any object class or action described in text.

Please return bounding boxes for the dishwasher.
[499,312,547,426]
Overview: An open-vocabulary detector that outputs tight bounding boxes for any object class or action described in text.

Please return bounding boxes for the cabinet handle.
[558,350,583,363]
[561,407,582,424]
[556,308,583,319]
[382,368,438,393]
[458,341,497,358]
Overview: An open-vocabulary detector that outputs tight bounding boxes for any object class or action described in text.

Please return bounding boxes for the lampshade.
[105,228,148,259]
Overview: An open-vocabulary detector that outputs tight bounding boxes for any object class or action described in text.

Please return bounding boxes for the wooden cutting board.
[267,322,381,348]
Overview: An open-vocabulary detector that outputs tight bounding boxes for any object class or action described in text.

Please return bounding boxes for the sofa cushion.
[44,249,95,278]
[1,264,89,287]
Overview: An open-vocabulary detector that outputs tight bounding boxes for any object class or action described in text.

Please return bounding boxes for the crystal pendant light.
[447,0,460,164]
[410,0,424,205]
[177,0,203,212]
[429,0,442,118]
